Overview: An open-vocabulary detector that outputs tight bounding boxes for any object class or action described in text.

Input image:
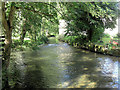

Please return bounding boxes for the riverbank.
[11,37,48,51]
[11,37,120,57]
[59,39,120,57]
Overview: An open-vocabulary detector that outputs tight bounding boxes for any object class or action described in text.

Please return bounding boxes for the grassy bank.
[59,36,120,57]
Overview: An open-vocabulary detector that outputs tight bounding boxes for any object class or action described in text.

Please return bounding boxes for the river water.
[8,39,120,88]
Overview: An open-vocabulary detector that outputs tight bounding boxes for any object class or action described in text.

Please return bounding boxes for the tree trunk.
[87,29,93,41]
[2,2,16,67]
[34,30,37,41]
[3,29,12,68]
[20,26,26,44]
[2,29,12,89]
[2,2,16,89]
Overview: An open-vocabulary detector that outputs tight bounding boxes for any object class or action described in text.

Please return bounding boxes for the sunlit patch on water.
[57,81,70,88]
[97,57,119,88]
[48,44,58,46]
[65,74,97,88]
[43,43,69,48]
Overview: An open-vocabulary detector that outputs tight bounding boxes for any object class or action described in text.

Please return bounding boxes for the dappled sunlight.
[81,50,90,54]
[95,68,101,72]
[57,74,96,88]
[82,56,94,61]
[83,68,88,70]
[66,74,97,88]
[9,42,119,88]
[57,81,70,88]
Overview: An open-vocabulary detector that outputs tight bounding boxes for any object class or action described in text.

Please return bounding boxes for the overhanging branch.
[43,2,65,19]
[15,6,53,17]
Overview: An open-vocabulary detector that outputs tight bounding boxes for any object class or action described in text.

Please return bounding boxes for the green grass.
[101,38,111,44]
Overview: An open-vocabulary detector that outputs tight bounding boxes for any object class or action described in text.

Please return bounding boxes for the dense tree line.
[62,2,118,43]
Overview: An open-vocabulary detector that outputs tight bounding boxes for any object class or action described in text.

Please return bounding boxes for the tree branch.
[2,2,9,32]
[43,2,65,19]
[8,2,16,30]
[15,6,53,17]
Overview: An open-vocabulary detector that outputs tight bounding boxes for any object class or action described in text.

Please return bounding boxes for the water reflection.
[9,42,119,88]
[97,57,119,88]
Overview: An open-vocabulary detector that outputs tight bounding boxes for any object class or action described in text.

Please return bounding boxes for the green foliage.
[91,27,104,42]
[12,36,48,50]
[63,35,87,45]
[9,2,59,51]
[62,2,118,44]
[2,69,7,89]
[4,2,119,46]
[38,35,48,44]
[12,40,21,48]
[30,35,48,50]
[103,33,111,38]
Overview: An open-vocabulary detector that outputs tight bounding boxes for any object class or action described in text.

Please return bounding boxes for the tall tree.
[2,2,59,88]
[62,2,118,42]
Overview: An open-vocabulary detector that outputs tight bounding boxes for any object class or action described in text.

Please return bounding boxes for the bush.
[103,33,111,38]
[12,35,48,50]
[12,40,21,48]
[38,35,48,44]
[63,35,87,45]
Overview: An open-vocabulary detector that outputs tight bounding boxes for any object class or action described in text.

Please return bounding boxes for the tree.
[2,2,59,88]
[62,2,118,42]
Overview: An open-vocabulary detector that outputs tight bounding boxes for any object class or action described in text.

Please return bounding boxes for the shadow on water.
[8,42,120,88]
[9,53,48,88]
[23,62,46,88]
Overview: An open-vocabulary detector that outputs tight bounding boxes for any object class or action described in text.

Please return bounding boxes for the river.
[8,38,120,88]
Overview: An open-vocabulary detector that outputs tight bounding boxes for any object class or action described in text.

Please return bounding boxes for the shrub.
[103,33,111,38]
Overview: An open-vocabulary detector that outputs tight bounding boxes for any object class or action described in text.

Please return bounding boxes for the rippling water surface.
[9,41,120,88]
